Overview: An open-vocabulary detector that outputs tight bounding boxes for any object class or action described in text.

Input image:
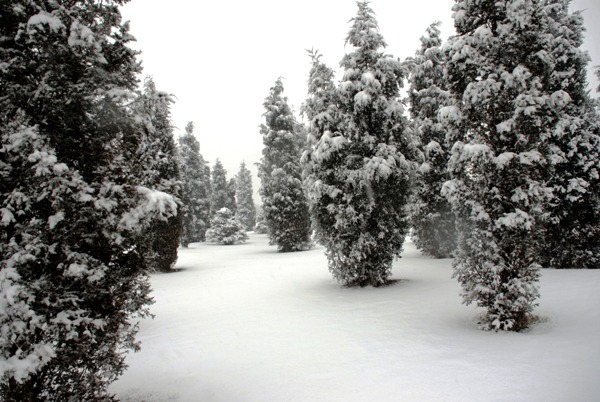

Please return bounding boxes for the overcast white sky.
[121,0,599,195]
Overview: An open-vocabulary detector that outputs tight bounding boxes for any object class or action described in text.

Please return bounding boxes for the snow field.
[112,233,600,401]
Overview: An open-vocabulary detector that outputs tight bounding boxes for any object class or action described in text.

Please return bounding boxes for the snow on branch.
[27,11,65,35]
[119,186,177,231]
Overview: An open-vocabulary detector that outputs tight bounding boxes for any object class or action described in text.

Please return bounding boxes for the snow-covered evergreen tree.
[226,177,238,213]
[302,3,416,286]
[539,0,600,268]
[440,0,594,330]
[258,78,312,252]
[179,122,211,245]
[406,22,457,259]
[205,208,249,245]
[236,162,257,230]
[253,209,268,234]
[0,1,177,399]
[136,76,183,272]
[301,49,341,236]
[211,159,231,214]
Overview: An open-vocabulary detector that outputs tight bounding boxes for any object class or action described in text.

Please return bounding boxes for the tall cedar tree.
[179,122,211,245]
[302,3,416,287]
[540,0,600,268]
[0,1,177,399]
[137,77,183,272]
[440,0,594,330]
[210,159,231,213]
[301,48,339,190]
[236,162,257,230]
[258,78,312,252]
[406,22,457,258]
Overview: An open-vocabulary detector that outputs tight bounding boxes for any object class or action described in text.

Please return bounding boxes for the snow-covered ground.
[111,233,600,402]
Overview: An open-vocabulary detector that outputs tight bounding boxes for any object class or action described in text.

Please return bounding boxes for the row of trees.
[0,1,179,399]
[178,127,257,248]
[412,0,599,331]
[1,0,597,399]
[0,0,256,398]
[258,1,599,333]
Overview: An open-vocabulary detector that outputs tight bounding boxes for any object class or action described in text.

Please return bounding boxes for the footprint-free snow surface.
[111,233,600,401]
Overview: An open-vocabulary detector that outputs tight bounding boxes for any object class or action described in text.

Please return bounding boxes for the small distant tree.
[236,162,257,230]
[258,78,312,252]
[179,122,211,245]
[405,22,456,259]
[253,209,268,234]
[206,208,249,245]
[211,159,230,214]
[226,177,238,213]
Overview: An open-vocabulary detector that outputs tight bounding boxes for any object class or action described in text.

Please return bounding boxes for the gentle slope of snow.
[111,233,600,401]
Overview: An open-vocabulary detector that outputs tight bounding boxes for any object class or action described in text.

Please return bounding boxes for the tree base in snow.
[342,278,403,288]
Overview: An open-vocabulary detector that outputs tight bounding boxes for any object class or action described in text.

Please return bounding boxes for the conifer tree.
[236,162,257,230]
[0,1,177,399]
[303,2,415,286]
[406,22,457,258]
[136,76,183,272]
[540,0,600,268]
[258,78,312,252]
[253,209,269,234]
[440,0,592,330]
[205,208,249,245]
[226,177,238,213]
[211,159,230,213]
[179,122,211,245]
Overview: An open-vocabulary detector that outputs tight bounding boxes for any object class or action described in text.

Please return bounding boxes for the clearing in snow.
[111,233,600,401]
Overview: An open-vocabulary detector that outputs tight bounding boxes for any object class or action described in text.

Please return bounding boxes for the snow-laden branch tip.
[0,343,56,383]
[1,208,15,226]
[313,131,347,162]
[27,11,65,34]
[119,186,178,231]
[28,150,58,177]
[354,91,372,107]
[48,211,65,229]
[364,154,397,180]
[495,209,534,230]
[550,90,571,108]
[438,105,462,123]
